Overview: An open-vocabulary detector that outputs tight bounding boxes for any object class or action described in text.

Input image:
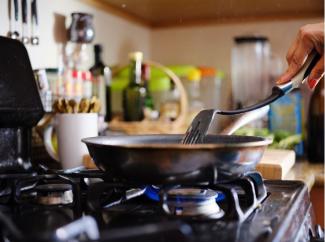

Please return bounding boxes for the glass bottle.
[63,12,95,99]
[307,79,324,163]
[122,52,146,121]
[82,71,92,99]
[90,44,112,121]
[66,12,94,71]
[141,64,154,110]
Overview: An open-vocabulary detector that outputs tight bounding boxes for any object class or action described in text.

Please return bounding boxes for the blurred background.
[0,0,323,159]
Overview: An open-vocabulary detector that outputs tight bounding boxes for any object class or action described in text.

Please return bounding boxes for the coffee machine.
[0,37,44,172]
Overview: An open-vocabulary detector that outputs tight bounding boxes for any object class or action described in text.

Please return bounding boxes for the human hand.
[276,23,324,90]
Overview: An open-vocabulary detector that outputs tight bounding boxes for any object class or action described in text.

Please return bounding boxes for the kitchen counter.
[284,161,324,191]
[285,161,325,227]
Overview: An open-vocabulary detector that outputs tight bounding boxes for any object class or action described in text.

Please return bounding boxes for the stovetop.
[0,169,321,242]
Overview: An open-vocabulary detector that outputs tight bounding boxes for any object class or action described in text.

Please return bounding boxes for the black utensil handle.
[14,0,19,21]
[31,0,38,25]
[303,50,321,80]
[21,0,27,23]
[217,51,322,116]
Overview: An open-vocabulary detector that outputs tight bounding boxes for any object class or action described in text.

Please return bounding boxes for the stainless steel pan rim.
[82,134,273,149]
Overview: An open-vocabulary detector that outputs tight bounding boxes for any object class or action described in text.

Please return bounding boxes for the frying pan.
[83,107,272,184]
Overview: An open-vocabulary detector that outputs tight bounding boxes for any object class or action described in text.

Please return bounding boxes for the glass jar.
[65,43,91,71]
[159,79,180,122]
[199,67,223,109]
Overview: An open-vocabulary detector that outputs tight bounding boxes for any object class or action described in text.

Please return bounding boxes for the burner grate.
[160,172,267,222]
[0,168,318,242]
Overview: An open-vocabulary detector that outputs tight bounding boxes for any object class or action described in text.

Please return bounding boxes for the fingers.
[276,39,313,85]
[276,25,318,85]
[307,55,324,89]
[286,37,299,63]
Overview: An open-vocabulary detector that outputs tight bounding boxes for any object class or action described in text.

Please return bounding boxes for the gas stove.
[0,168,323,242]
[0,37,322,242]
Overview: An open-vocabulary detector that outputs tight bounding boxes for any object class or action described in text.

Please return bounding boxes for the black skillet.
[83,134,271,184]
[83,107,272,184]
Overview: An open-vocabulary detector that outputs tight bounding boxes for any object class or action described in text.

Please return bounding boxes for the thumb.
[276,57,307,85]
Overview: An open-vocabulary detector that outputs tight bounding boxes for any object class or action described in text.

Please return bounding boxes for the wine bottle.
[90,44,112,121]
[307,78,324,163]
[122,52,146,121]
[141,64,154,110]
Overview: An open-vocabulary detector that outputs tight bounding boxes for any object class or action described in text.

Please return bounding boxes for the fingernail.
[276,79,284,85]
[276,76,285,85]
[308,79,317,89]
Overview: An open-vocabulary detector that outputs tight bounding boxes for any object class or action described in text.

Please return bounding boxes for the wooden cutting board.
[256,149,296,180]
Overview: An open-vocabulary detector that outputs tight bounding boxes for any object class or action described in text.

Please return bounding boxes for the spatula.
[182,50,320,144]
[182,105,269,144]
[218,50,320,115]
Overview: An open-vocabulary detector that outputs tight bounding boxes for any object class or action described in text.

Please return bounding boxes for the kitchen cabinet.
[82,0,323,28]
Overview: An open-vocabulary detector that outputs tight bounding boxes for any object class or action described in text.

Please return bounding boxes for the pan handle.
[220,105,270,135]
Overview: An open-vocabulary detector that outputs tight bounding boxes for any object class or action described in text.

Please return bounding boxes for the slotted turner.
[182,50,320,145]
[182,106,269,144]
[216,50,320,115]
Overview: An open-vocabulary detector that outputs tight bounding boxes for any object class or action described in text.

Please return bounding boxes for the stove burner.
[163,188,224,218]
[35,184,73,205]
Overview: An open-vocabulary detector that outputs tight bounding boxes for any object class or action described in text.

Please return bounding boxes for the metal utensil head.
[182,105,271,144]
[182,109,219,144]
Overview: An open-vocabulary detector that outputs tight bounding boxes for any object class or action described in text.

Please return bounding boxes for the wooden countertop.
[284,161,324,191]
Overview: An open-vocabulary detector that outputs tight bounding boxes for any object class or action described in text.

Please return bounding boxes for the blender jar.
[231,36,271,109]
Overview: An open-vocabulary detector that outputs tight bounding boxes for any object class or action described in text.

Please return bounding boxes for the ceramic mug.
[44,113,98,169]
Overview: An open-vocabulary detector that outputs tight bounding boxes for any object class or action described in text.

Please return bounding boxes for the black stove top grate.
[0,168,321,242]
